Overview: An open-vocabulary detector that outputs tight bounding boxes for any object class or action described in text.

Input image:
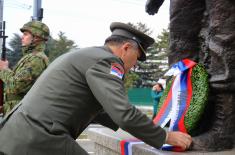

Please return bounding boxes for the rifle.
[0,21,7,114]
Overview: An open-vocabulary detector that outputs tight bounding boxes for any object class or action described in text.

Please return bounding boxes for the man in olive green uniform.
[0,21,49,115]
[0,22,191,155]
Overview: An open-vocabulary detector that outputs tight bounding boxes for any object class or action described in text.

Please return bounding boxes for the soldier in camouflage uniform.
[0,21,50,115]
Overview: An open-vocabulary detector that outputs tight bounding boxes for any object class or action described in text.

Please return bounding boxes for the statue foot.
[190,92,235,151]
[191,131,233,151]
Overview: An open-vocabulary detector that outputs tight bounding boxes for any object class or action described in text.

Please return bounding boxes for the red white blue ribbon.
[153,59,196,151]
[120,139,144,155]
[120,59,196,154]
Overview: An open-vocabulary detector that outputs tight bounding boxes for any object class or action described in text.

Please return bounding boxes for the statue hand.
[145,0,165,15]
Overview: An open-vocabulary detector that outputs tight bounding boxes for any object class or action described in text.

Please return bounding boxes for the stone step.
[87,127,235,155]
[76,139,95,154]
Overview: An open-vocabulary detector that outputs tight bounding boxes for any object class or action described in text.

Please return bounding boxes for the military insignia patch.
[110,63,124,79]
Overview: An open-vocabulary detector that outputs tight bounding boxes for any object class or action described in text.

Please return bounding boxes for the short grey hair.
[105,35,139,50]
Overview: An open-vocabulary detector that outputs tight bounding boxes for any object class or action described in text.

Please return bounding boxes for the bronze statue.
[145,0,235,151]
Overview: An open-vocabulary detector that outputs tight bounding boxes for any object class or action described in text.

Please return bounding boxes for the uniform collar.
[22,43,46,56]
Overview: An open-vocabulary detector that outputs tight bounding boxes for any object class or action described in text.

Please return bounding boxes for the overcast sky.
[4,0,169,48]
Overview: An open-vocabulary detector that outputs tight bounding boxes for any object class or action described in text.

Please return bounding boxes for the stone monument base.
[87,127,235,155]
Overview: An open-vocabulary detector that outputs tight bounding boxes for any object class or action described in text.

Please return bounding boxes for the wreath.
[157,64,209,134]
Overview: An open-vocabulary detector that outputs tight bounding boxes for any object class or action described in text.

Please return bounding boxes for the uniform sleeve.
[0,56,47,95]
[0,69,14,82]
[85,58,166,149]
[92,111,119,131]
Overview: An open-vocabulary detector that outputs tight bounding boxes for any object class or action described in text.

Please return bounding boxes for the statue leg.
[192,0,235,151]
[168,0,205,65]
[192,92,235,151]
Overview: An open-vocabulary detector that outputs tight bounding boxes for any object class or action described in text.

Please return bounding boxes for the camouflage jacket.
[0,43,49,115]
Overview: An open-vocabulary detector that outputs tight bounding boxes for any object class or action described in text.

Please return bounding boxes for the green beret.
[110,22,155,61]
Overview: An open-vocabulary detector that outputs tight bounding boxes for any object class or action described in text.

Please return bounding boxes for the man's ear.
[34,36,44,42]
[119,43,128,60]
[120,42,133,60]
[122,42,131,52]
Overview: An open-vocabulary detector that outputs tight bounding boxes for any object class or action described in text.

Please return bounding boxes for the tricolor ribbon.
[154,59,196,151]
[120,139,144,155]
[120,59,196,154]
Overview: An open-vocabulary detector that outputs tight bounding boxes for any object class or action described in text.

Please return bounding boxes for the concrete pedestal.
[87,127,235,155]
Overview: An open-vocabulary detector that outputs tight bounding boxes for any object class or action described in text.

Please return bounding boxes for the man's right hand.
[145,0,165,15]
[0,60,9,70]
[165,131,192,151]
[152,85,157,91]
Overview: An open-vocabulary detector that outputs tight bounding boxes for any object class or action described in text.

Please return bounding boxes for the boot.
[191,92,235,151]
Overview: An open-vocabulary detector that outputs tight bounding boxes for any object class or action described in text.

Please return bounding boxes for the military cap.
[110,22,155,61]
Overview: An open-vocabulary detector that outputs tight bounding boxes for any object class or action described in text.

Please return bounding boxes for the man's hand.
[0,60,9,70]
[152,85,157,91]
[145,0,165,15]
[165,131,192,151]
